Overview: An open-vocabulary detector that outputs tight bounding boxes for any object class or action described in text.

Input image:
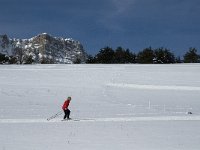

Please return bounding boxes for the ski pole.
[47,111,62,121]
[47,111,63,121]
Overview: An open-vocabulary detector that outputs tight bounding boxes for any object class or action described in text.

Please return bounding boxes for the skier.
[62,96,71,120]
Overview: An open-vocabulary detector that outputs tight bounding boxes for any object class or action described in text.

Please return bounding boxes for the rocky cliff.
[0,33,87,64]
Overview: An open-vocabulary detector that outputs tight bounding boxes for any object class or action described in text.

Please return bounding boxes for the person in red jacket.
[62,97,71,120]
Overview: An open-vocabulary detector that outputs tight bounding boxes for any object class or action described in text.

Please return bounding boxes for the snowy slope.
[0,64,200,150]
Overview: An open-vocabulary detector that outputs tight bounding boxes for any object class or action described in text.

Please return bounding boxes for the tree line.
[86,47,200,64]
[0,46,200,64]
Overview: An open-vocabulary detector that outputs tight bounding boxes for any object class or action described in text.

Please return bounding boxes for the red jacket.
[62,100,70,110]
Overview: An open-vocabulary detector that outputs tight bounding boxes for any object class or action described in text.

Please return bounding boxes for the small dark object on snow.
[187,111,193,115]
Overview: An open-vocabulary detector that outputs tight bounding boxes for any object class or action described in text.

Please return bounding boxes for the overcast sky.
[0,0,200,56]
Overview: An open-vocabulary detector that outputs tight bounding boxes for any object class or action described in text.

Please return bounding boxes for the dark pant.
[63,109,71,119]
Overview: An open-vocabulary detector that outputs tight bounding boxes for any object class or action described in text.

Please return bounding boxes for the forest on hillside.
[87,47,200,64]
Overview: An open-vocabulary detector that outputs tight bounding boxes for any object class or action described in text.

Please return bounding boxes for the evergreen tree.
[86,55,96,64]
[95,47,115,64]
[24,55,34,64]
[114,47,126,63]
[13,47,25,64]
[8,56,18,64]
[0,53,9,64]
[154,48,175,64]
[183,48,200,63]
[40,56,54,64]
[125,49,136,63]
[74,58,82,64]
[137,47,154,64]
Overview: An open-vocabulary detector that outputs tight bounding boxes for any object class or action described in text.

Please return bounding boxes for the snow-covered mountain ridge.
[0,33,87,64]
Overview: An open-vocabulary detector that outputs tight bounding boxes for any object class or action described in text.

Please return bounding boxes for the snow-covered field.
[0,64,200,150]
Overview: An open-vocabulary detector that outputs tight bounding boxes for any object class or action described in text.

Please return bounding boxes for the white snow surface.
[0,64,200,150]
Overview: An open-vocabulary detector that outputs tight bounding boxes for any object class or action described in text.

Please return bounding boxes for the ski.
[61,118,95,122]
[61,118,80,121]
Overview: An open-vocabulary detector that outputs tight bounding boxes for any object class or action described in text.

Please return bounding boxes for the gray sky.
[0,0,200,56]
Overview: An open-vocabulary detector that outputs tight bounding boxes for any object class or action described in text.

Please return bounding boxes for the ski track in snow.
[107,83,200,91]
[1,116,200,124]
